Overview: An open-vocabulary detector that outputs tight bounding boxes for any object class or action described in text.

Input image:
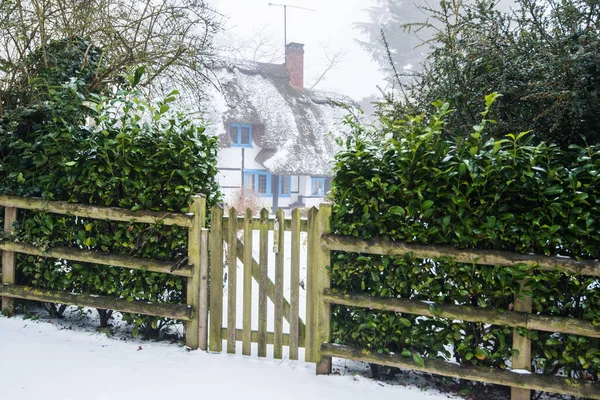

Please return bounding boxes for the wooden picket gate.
[206,204,330,362]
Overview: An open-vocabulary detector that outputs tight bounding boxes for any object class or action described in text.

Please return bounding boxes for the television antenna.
[268,3,316,56]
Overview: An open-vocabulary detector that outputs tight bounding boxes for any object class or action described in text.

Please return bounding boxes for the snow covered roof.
[201,58,358,176]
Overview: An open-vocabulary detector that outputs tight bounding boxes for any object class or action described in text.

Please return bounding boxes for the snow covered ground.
[0,314,456,400]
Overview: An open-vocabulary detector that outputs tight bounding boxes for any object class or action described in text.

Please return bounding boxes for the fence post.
[274,208,285,359]
[199,228,209,350]
[258,208,269,357]
[209,204,224,352]
[511,280,532,400]
[186,195,205,350]
[305,206,319,362]
[289,208,301,360]
[315,203,332,375]
[2,207,17,315]
[227,207,238,354]
[242,208,253,356]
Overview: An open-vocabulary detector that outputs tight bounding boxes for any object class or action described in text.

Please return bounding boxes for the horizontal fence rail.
[223,215,309,232]
[0,284,193,320]
[0,241,193,278]
[0,195,194,227]
[320,343,600,399]
[321,233,600,277]
[322,289,600,338]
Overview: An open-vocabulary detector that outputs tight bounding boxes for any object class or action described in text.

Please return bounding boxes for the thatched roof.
[202,58,358,176]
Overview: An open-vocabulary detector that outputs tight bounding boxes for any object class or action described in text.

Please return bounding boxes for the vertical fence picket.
[242,208,253,356]
[209,205,224,352]
[199,228,209,351]
[315,203,332,375]
[185,195,205,350]
[289,208,301,360]
[305,206,318,362]
[258,208,269,357]
[227,207,238,354]
[274,208,285,359]
[511,280,533,400]
[1,206,17,315]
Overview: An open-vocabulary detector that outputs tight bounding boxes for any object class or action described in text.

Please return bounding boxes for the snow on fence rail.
[0,194,209,350]
[317,232,600,400]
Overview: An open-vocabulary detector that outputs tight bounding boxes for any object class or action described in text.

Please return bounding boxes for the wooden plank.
[242,208,253,356]
[258,208,269,357]
[185,195,204,350]
[273,208,285,359]
[315,204,332,374]
[233,237,305,332]
[305,206,318,362]
[220,327,305,347]
[0,195,192,227]
[223,216,308,232]
[289,208,301,360]
[1,207,17,315]
[321,343,600,399]
[322,289,600,338]
[512,281,533,400]
[0,241,192,277]
[0,283,192,320]
[321,234,600,277]
[199,229,210,351]
[209,205,224,352]
[227,207,238,354]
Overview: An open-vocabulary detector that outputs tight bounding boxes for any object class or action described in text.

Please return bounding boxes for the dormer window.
[230,124,252,147]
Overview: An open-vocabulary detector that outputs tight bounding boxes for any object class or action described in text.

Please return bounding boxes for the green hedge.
[0,45,221,337]
[329,94,600,379]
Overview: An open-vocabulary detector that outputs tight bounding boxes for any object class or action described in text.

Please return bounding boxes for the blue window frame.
[229,124,252,147]
[311,177,326,196]
[279,176,291,197]
[244,170,271,196]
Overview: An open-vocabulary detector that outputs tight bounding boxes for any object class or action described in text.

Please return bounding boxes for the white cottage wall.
[218,144,294,209]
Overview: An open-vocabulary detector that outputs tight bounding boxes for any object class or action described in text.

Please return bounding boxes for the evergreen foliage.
[0,39,221,337]
[379,0,600,147]
[330,95,600,380]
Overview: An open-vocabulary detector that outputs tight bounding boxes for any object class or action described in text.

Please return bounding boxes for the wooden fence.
[315,230,600,399]
[3,194,600,399]
[0,194,209,350]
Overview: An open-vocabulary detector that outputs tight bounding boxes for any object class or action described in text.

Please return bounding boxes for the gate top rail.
[321,233,600,277]
[222,213,308,232]
[0,195,193,227]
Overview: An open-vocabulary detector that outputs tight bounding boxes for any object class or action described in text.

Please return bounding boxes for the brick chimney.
[285,42,304,90]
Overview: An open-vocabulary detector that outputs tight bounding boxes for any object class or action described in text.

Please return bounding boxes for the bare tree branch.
[309,44,348,90]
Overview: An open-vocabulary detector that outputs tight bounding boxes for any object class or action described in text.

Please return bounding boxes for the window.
[244,170,271,196]
[229,124,252,147]
[311,177,326,196]
[279,176,291,197]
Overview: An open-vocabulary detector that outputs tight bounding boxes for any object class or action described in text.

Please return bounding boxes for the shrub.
[330,94,600,379]
[0,69,221,337]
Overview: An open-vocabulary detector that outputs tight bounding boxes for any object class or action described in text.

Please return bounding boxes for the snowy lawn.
[0,315,456,400]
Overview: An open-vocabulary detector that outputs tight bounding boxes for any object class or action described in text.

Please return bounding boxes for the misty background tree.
[354,0,433,81]
[369,0,600,147]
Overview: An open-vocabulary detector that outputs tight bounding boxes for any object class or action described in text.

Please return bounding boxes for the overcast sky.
[211,0,385,100]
